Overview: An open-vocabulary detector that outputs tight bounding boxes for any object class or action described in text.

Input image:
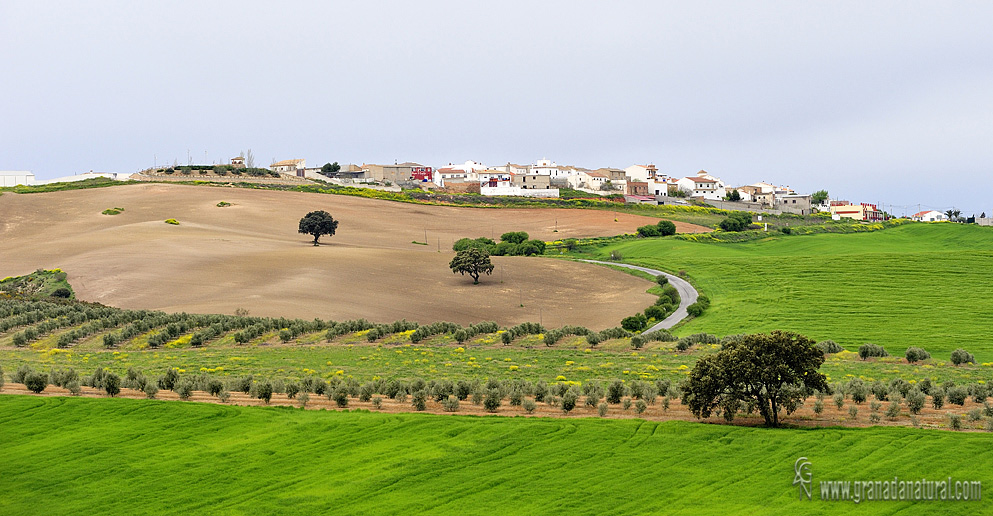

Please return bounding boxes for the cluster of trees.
[636,220,677,238]
[718,211,755,232]
[620,275,682,332]
[453,231,547,257]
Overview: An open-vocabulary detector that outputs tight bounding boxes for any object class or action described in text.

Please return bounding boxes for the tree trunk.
[313,234,320,246]
[756,393,774,426]
[471,271,479,284]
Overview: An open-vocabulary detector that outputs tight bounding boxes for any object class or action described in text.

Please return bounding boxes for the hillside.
[0,183,708,329]
[590,223,993,359]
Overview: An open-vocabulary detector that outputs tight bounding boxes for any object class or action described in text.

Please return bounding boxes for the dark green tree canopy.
[298,210,339,246]
[718,211,752,232]
[725,189,741,201]
[811,189,829,205]
[682,330,828,427]
[500,231,529,244]
[320,162,341,176]
[449,247,495,284]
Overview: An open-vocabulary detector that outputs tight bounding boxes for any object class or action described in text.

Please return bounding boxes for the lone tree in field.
[682,330,828,427]
[449,247,494,285]
[298,210,339,246]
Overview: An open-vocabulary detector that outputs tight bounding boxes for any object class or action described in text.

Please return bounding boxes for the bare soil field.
[0,184,708,328]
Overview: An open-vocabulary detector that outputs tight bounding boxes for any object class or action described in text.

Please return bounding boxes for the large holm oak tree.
[449,247,494,285]
[298,210,339,246]
[682,330,828,427]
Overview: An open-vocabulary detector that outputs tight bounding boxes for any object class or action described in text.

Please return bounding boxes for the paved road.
[579,260,698,332]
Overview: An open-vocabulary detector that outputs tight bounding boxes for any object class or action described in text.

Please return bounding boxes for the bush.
[815,340,843,354]
[164,218,180,225]
[52,287,72,298]
[813,400,824,415]
[255,381,273,404]
[0,364,5,391]
[719,212,752,232]
[500,231,529,244]
[103,372,121,397]
[175,380,193,400]
[442,395,460,412]
[947,386,968,406]
[905,347,931,363]
[483,389,501,412]
[657,220,677,236]
[950,349,975,365]
[848,378,869,404]
[621,314,647,332]
[635,399,647,414]
[561,390,578,413]
[522,398,536,414]
[886,400,901,419]
[143,382,159,399]
[948,413,962,430]
[332,388,349,408]
[607,380,625,404]
[656,275,668,286]
[630,335,645,350]
[371,395,382,409]
[412,390,428,411]
[932,390,945,409]
[24,372,48,393]
[858,343,889,360]
[686,302,705,317]
[637,224,660,237]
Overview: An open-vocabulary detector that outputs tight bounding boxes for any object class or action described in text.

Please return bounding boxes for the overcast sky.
[2,1,991,216]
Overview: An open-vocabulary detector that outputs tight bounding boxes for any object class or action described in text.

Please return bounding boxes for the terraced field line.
[579,259,698,331]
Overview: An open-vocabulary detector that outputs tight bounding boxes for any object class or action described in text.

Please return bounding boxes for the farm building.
[912,210,948,222]
[1,171,35,187]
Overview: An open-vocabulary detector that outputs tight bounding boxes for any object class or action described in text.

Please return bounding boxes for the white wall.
[1,171,35,187]
[481,186,559,198]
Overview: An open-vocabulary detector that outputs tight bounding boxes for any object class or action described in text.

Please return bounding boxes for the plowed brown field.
[0,184,709,328]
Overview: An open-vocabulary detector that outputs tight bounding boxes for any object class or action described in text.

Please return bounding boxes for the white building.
[677,171,726,200]
[624,164,659,182]
[478,170,512,188]
[272,159,306,175]
[646,178,669,198]
[1,171,36,187]
[912,210,948,222]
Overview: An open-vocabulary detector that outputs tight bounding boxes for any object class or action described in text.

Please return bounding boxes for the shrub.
[686,302,705,317]
[656,275,668,286]
[483,389,501,412]
[509,389,523,407]
[217,389,230,403]
[52,287,72,298]
[630,335,645,350]
[175,380,193,400]
[285,382,299,399]
[621,314,647,332]
[24,372,48,393]
[522,398,536,414]
[813,400,824,415]
[815,340,843,354]
[161,368,180,391]
[103,372,121,397]
[255,381,273,404]
[332,388,348,408]
[948,413,962,430]
[833,392,845,409]
[597,401,609,417]
[950,349,975,365]
[623,398,633,410]
[657,220,677,236]
[905,347,931,363]
[216,201,232,207]
[607,380,625,404]
[442,395,460,412]
[500,231,529,244]
[66,379,81,396]
[718,212,751,232]
[947,386,968,406]
[412,390,428,411]
[637,224,660,237]
[848,378,868,404]
[143,382,159,399]
[585,332,601,348]
[906,388,926,415]
[967,408,983,422]
[635,399,647,414]
[886,400,901,419]
[858,343,888,360]
[368,395,380,409]
[643,305,667,321]
[848,405,858,419]
[561,390,578,413]
[609,250,623,261]
[932,390,945,409]
[164,218,180,225]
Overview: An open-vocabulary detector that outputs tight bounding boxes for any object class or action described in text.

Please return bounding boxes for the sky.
[2,1,991,216]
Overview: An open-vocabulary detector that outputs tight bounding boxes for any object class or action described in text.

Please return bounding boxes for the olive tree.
[682,330,828,427]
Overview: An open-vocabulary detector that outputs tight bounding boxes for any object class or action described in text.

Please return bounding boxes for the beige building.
[511,173,551,190]
[272,159,306,176]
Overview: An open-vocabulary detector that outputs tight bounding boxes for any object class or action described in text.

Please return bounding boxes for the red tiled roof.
[685,176,717,183]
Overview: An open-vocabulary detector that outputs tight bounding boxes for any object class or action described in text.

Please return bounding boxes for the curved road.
[579,260,698,333]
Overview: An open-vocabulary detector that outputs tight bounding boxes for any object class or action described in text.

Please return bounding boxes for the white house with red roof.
[912,210,948,222]
[676,170,726,200]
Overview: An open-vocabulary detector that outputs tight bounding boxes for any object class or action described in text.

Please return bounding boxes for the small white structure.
[1,171,35,187]
[646,178,669,198]
[481,186,559,198]
[272,159,306,175]
[677,171,726,200]
[478,170,512,188]
[624,164,659,182]
[33,172,130,185]
[912,210,948,222]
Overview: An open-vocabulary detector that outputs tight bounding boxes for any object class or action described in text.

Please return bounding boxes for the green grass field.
[585,223,993,361]
[0,395,988,515]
